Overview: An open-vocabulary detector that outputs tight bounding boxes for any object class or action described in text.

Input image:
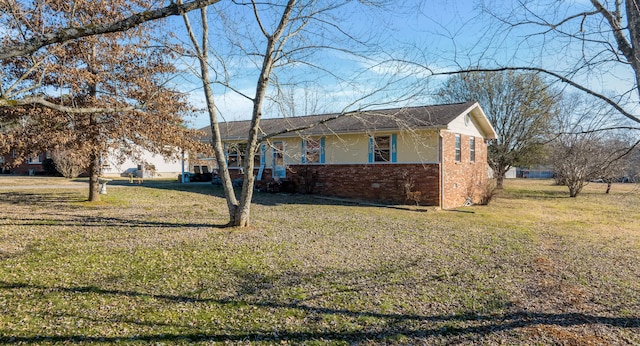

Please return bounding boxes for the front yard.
[0,177,638,344]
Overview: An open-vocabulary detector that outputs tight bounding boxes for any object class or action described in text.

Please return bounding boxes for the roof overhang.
[463,102,497,140]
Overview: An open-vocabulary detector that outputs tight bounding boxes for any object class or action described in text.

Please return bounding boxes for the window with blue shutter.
[370,134,396,162]
[302,137,324,164]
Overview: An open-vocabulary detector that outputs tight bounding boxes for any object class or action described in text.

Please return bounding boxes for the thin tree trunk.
[230,0,298,228]
[180,5,239,225]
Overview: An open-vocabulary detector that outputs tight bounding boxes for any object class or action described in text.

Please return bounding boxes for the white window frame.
[28,154,42,164]
[227,143,246,168]
[303,138,323,164]
[374,135,391,162]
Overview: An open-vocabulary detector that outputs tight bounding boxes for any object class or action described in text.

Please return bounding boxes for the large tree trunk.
[567,179,583,197]
[88,151,100,202]
[495,173,505,189]
[627,0,640,101]
[493,163,507,189]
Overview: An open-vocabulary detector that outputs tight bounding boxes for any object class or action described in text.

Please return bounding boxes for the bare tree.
[180,0,420,227]
[476,0,640,123]
[399,1,640,126]
[436,70,560,188]
[552,135,637,197]
[551,95,639,197]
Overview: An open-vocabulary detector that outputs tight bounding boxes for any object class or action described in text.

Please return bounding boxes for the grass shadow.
[0,279,638,344]
[0,191,86,207]
[130,180,435,210]
[0,212,229,229]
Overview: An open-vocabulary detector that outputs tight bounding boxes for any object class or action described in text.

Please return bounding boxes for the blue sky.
[163,0,637,129]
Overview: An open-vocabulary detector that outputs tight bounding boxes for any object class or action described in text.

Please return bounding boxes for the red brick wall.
[440,132,489,209]
[0,155,44,175]
[237,132,490,208]
[285,164,441,205]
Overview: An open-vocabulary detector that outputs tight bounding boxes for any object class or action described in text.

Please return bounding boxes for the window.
[227,143,244,167]
[368,134,397,163]
[227,143,260,168]
[28,154,42,164]
[253,147,262,167]
[455,134,461,162]
[273,142,284,166]
[374,135,391,162]
[470,137,476,162]
[302,138,324,164]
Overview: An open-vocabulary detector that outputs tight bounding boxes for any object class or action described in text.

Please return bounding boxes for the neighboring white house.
[101,149,185,178]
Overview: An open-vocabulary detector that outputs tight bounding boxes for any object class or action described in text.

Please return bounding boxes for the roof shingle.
[199,101,477,141]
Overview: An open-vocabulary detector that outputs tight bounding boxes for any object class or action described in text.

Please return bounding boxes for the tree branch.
[0,96,137,114]
[427,66,640,124]
[0,0,222,60]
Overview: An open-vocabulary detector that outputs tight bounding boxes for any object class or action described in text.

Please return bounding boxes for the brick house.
[0,151,48,175]
[200,101,497,209]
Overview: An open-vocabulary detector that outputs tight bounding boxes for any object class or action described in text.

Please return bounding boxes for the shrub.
[52,150,86,178]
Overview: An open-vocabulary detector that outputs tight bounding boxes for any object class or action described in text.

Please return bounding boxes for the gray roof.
[199,101,482,141]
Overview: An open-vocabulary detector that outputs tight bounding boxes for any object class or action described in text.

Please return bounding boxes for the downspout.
[439,130,444,209]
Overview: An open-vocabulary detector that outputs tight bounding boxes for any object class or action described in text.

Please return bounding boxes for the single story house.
[200,101,497,209]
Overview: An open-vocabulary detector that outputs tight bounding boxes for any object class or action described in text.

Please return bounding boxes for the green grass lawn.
[0,177,638,344]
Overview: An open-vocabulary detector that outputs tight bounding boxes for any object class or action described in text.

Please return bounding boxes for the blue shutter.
[391,134,397,163]
[319,137,325,164]
[368,136,374,163]
[260,143,266,165]
[301,139,306,164]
